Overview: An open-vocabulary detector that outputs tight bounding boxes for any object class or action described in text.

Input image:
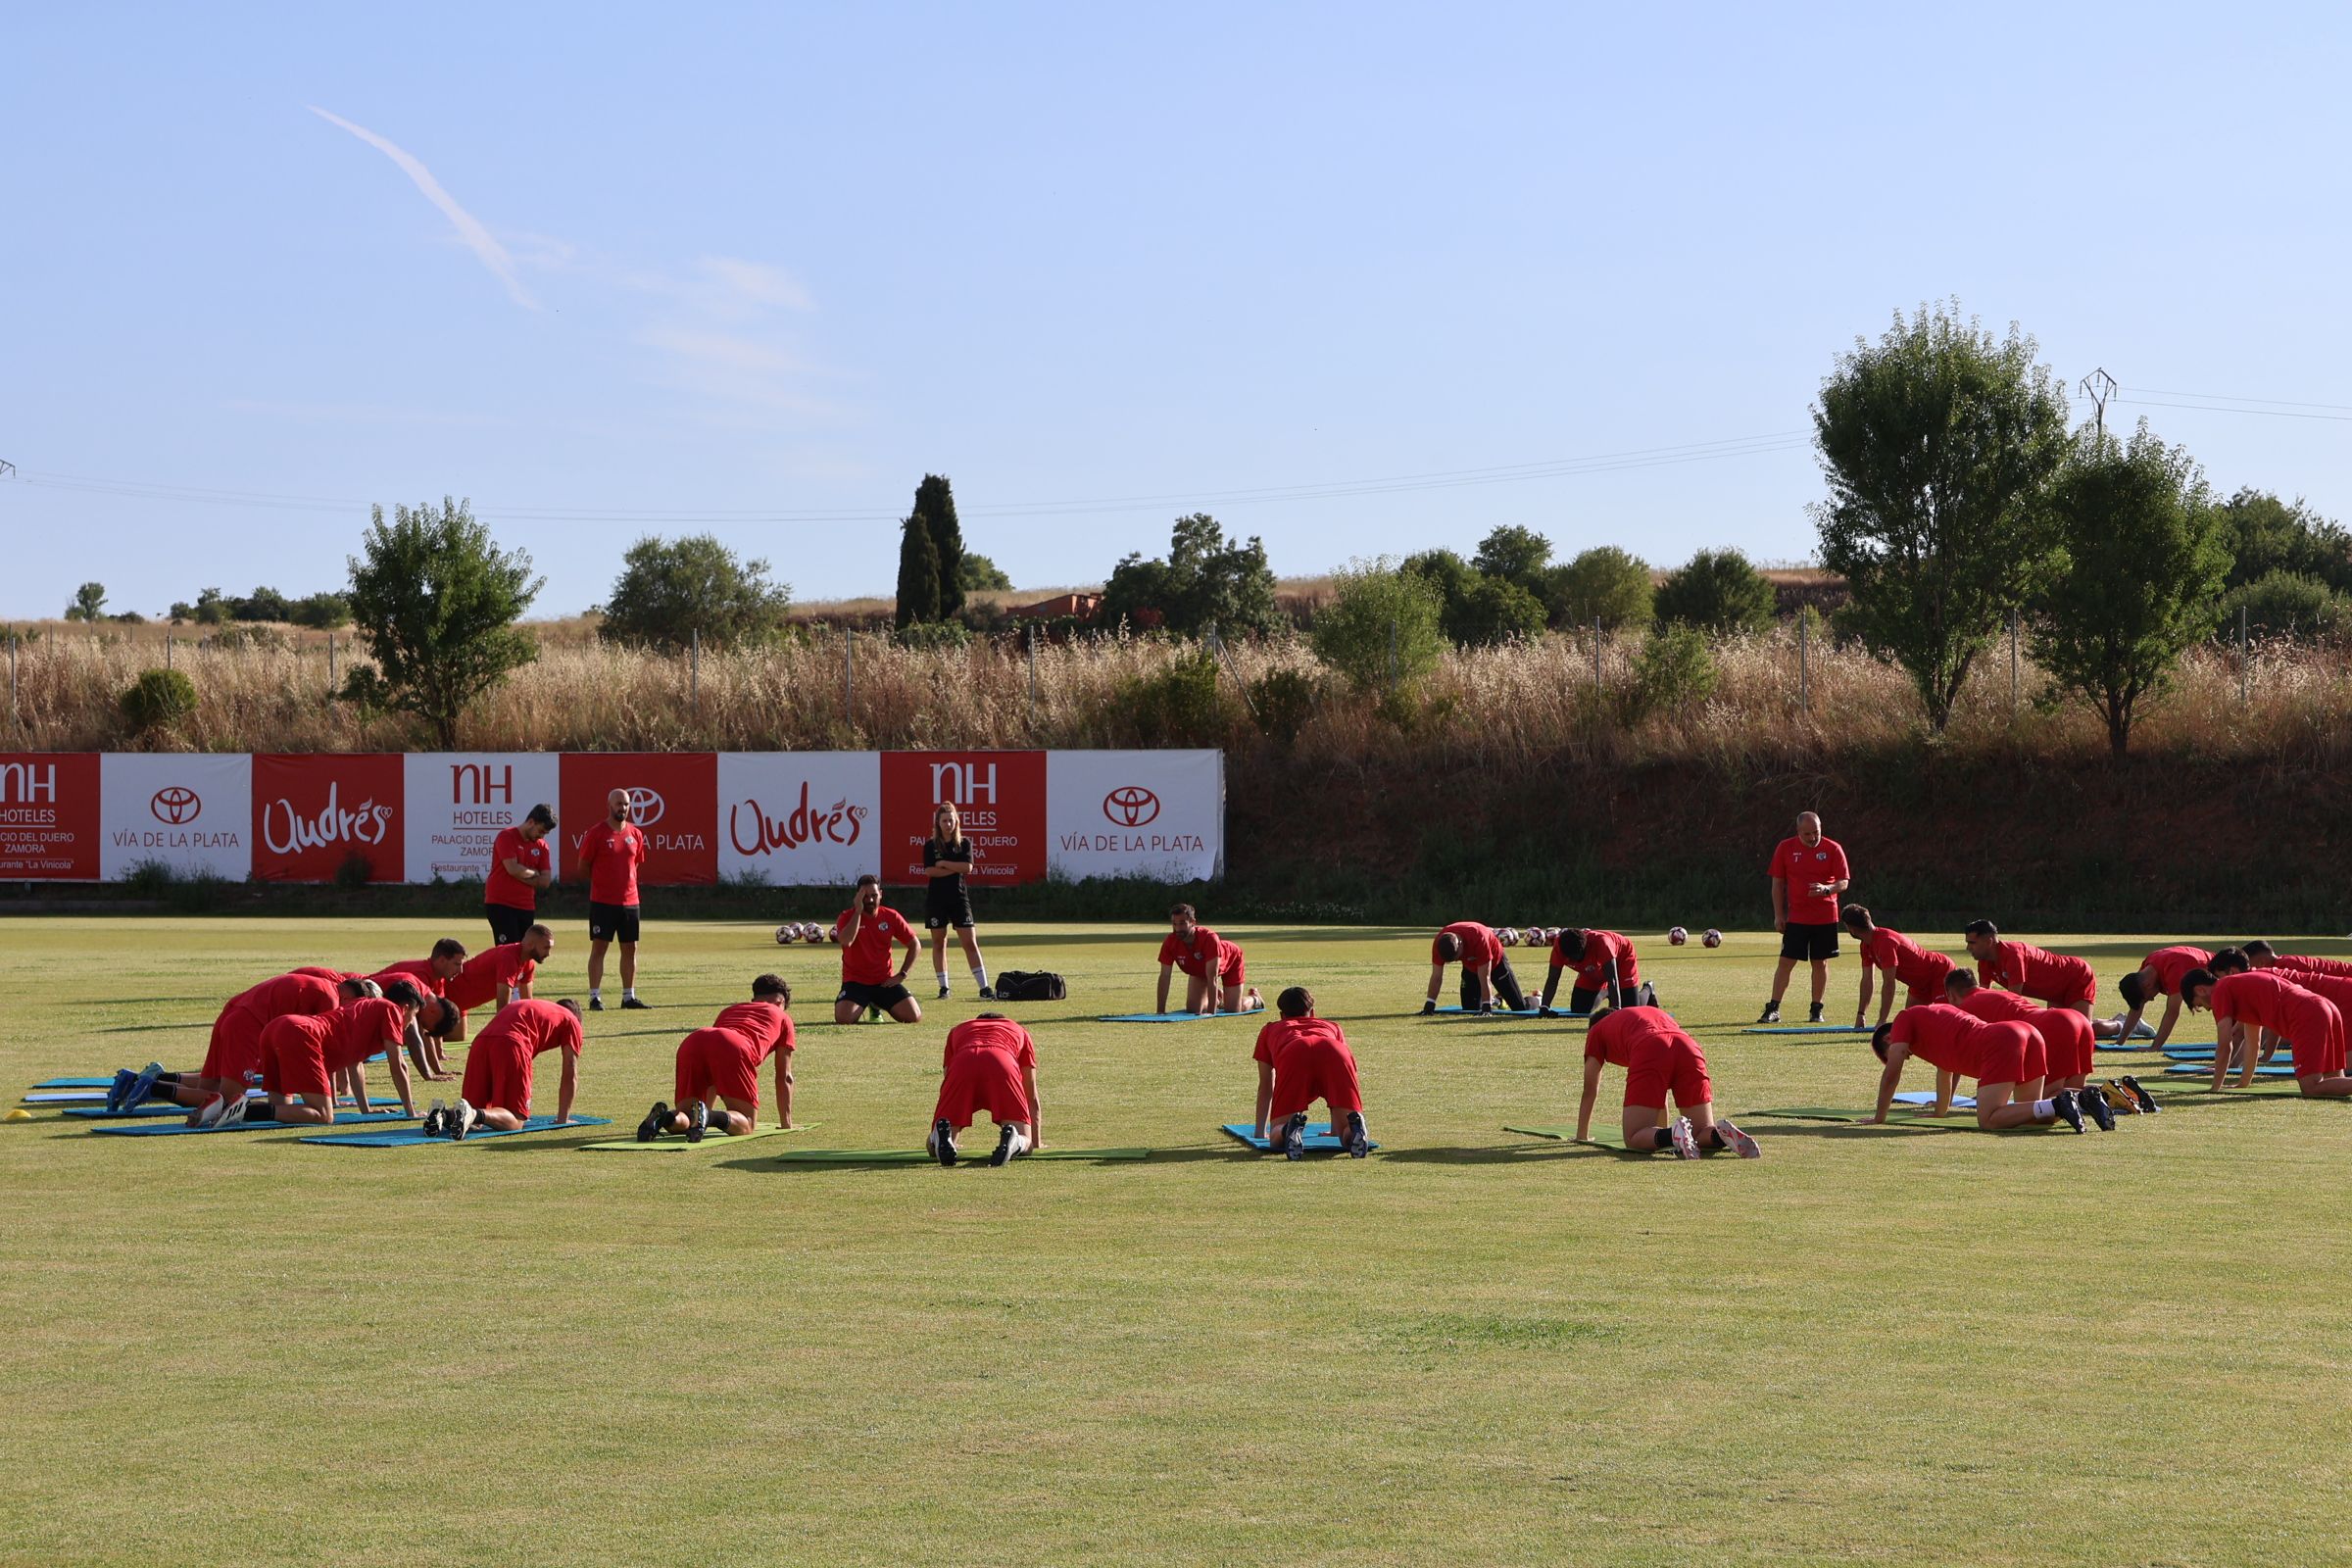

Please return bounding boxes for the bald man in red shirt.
[1250,986,1369,1158]
[638,975,799,1142]
[2181,965,2352,1096]
[1425,920,1527,1014]
[1869,1004,2088,1132]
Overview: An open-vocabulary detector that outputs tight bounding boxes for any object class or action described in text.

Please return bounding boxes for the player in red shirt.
[1963,921,2099,1020]
[252,983,423,1129]
[2111,944,2216,1048]
[370,938,471,1080]
[1539,928,1646,1016]
[1424,920,1527,1014]
[1841,905,1955,1031]
[1762,812,1850,1024]
[577,788,651,1011]
[833,874,923,1024]
[485,802,557,946]
[2241,941,2352,981]
[432,997,586,1139]
[1156,904,1257,1015]
[110,971,384,1116]
[1868,1004,2088,1132]
[930,1013,1043,1166]
[2180,965,2352,1096]
[638,975,798,1141]
[1943,972,2129,1122]
[404,925,555,1042]
[1250,986,1369,1158]
[1576,1005,1760,1157]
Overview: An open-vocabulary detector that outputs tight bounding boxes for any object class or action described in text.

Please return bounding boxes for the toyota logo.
[151,786,203,825]
[624,787,665,827]
[1102,785,1159,828]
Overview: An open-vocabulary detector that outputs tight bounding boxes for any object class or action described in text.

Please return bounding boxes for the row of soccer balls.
[1499,926,1725,949]
[774,922,841,945]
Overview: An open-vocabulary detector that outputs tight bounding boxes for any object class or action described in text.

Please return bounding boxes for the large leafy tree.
[1310,558,1446,694]
[894,517,943,629]
[2212,489,2352,594]
[1543,546,1653,629]
[342,499,542,747]
[1470,524,1553,582]
[1653,548,1777,633]
[1813,303,2070,728]
[64,582,107,621]
[601,533,792,651]
[912,473,966,619]
[1100,514,1282,637]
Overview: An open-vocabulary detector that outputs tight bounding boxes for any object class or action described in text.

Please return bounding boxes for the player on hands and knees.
[2113,945,2215,1049]
[2180,965,2352,1096]
[1761,811,1849,1024]
[922,801,992,1002]
[929,1012,1043,1167]
[1868,1004,2087,1132]
[1963,920,2107,1029]
[1540,928,1646,1017]
[485,802,557,948]
[2240,941,2352,983]
[1945,971,2133,1123]
[250,982,422,1129]
[1576,1004,1760,1158]
[1157,904,1257,1016]
[438,998,586,1139]
[1250,986,1370,1159]
[833,875,923,1025]
[1843,905,1955,1032]
[1425,920,1526,1015]
[578,787,650,1011]
[369,938,468,1079]
[639,974,798,1142]
[394,924,553,1045]
[112,972,381,1116]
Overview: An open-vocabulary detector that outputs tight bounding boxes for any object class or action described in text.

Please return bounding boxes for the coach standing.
[579,788,650,1011]
[1760,811,1849,1025]
[485,803,557,947]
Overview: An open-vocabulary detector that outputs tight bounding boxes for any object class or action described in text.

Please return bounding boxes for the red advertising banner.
[559,752,719,888]
[879,750,1047,887]
[251,754,406,882]
[0,753,101,879]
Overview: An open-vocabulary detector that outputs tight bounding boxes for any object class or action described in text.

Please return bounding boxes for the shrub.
[1654,548,1777,634]
[2219,570,2351,639]
[894,619,971,652]
[334,852,376,889]
[1622,624,1718,723]
[120,668,198,732]
[1248,666,1320,744]
[209,623,287,652]
[1311,560,1446,694]
[1115,651,1222,744]
[1443,575,1547,647]
[1544,546,1654,630]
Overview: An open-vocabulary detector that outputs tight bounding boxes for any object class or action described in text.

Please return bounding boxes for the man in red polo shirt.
[1577,1004,1760,1157]
[2181,964,2352,1096]
[1540,928,1646,1016]
[930,1012,1043,1166]
[833,874,922,1024]
[1762,812,1850,1024]
[638,975,799,1141]
[433,997,585,1139]
[2112,944,2215,1049]
[1156,904,1255,1016]
[1868,1004,2087,1132]
[1424,920,1527,1014]
[111,971,380,1115]
[1842,905,1955,1032]
[485,803,557,947]
[1250,986,1369,1158]
[1944,971,2132,1121]
[577,788,650,1011]
[251,983,422,1129]
[1964,921,2099,1018]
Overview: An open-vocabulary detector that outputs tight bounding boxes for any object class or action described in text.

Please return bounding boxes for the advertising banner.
[559,752,718,887]
[251,754,406,882]
[99,754,254,881]
[1046,750,1224,883]
[717,752,880,887]
[402,753,564,885]
[0,753,101,879]
[879,750,1048,887]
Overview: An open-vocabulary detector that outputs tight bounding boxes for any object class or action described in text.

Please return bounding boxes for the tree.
[601,533,793,651]
[1443,574,1547,646]
[1099,514,1282,637]
[2220,570,2352,639]
[289,592,353,629]
[1471,524,1553,582]
[235,585,293,622]
[912,474,966,619]
[340,499,543,747]
[191,588,230,626]
[1399,549,1476,609]
[2030,423,2230,758]
[959,552,1012,592]
[1813,302,2070,728]
[2213,489,2352,594]
[1544,546,1653,629]
[1310,558,1446,694]
[65,582,106,622]
[1653,548,1777,634]
[894,517,943,629]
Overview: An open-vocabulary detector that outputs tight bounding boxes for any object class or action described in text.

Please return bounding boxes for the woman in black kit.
[923,801,992,1001]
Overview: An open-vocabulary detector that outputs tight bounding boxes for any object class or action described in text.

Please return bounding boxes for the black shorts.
[838,980,912,1011]
[1781,921,1839,962]
[924,891,975,931]
[588,902,642,944]
[484,903,535,946]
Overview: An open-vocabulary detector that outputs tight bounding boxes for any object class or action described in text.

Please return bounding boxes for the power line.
[2122,385,2352,414]
[2117,395,2352,424]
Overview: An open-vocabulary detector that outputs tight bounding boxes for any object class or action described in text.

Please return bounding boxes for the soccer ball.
[1668,926,1689,946]
[774,923,797,946]
[821,925,841,944]
[1702,928,1724,949]
[1537,926,1557,945]
[1498,926,1520,947]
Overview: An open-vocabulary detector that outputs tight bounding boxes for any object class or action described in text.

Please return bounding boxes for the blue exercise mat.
[1891,1091,1978,1108]
[24,1091,113,1104]
[1428,1005,1549,1018]
[93,1110,415,1137]
[2158,1045,2240,1059]
[2164,1062,2298,1078]
[31,1077,116,1090]
[64,1096,398,1121]
[299,1115,612,1148]
[1098,1010,1265,1023]
[1218,1121,1377,1153]
[1740,1024,1866,1035]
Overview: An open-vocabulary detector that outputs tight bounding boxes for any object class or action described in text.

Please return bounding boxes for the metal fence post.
[844,627,855,720]
[2239,606,2249,702]
[691,628,701,710]
[2009,611,2019,714]
[166,632,172,671]
[1797,612,1809,714]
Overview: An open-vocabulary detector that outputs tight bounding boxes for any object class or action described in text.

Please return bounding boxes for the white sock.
[936,969,950,990]
[622,987,636,1001]
[2033,1099,2054,1116]
[971,963,988,989]
[1006,1127,1030,1155]
[590,988,602,1002]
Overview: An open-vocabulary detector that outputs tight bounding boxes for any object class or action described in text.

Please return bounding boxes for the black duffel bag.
[991,970,1067,1002]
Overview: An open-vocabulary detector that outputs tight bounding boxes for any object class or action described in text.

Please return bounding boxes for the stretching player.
[2241,941,2352,982]
[1843,906,1955,1031]
[430,998,585,1139]
[1157,905,1255,1015]
[1424,920,1527,1014]
[252,982,422,1128]
[385,926,552,1043]
[638,975,798,1142]
[930,1013,1043,1167]
[369,938,469,1078]
[110,972,381,1115]
[1869,1004,2086,1132]
[834,875,922,1024]
[1963,921,2116,1032]
[1540,928,1646,1016]
[1576,1004,1760,1157]
[2180,966,2352,1096]
[1945,972,2135,1121]
[2113,945,2215,1049]
[1250,986,1369,1158]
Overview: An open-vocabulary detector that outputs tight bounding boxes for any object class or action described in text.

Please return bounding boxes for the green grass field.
[5,917,2348,1567]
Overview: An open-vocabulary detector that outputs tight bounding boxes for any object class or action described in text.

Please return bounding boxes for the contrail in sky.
[308,105,537,309]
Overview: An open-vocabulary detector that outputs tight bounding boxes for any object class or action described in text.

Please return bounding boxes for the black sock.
[1704,1127,1728,1149]
[245,1102,279,1122]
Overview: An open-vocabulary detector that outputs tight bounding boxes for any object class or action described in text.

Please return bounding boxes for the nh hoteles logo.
[1102,785,1160,828]
[151,786,203,825]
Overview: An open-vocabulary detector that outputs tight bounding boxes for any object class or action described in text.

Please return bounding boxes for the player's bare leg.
[269,1091,340,1127]
[587,938,611,994]
[1972,1080,2051,1131]
[2296,1072,2352,1098]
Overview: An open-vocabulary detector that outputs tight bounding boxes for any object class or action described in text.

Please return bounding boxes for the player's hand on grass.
[1539,1006,1556,1018]
[1854,1011,1868,1031]
[1420,1000,1437,1015]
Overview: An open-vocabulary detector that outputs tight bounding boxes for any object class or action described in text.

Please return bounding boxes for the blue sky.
[5,2,2349,618]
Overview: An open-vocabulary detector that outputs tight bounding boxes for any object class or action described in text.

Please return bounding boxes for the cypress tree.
[915,473,966,618]
[895,514,943,629]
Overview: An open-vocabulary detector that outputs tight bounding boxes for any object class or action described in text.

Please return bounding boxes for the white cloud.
[697,256,814,312]
[309,106,538,310]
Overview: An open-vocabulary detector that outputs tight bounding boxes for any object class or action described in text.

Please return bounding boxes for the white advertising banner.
[99,754,254,881]
[402,753,564,884]
[1046,749,1223,883]
[716,751,881,887]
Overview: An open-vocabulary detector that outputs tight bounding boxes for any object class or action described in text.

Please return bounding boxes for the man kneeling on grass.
[2180,964,2352,1097]
[114,972,384,1118]
[1869,1004,2093,1132]
[425,998,585,1141]
[1575,1004,1760,1158]
[1424,920,1527,1014]
[1943,971,2146,1118]
[1251,986,1369,1159]
[930,1013,1043,1167]
[638,975,799,1142]
[1539,927,1648,1017]
[252,981,423,1129]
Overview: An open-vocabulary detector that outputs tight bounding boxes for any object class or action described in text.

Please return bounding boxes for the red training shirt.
[478,999,585,1058]
[1769,836,1850,925]
[230,972,344,1026]
[1434,921,1501,971]
[1158,928,1231,979]
[445,943,536,1010]
[710,1000,795,1062]
[2210,970,2333,1036]
[2276,953,2352,981]
[1252,1015,1352,1068]
[1886,1003,2017,1078]
[1584,1004,1692,1067]
[944,1015,1036,1071]
[2142,946,2213,996]
[1860,927,1954,991]
[1554,929,1640,988]
[836,905,916,987]
[371,958,449,999]
[487,825,551,910]
[576,820,649,906]
[1976,940,2092,1003]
